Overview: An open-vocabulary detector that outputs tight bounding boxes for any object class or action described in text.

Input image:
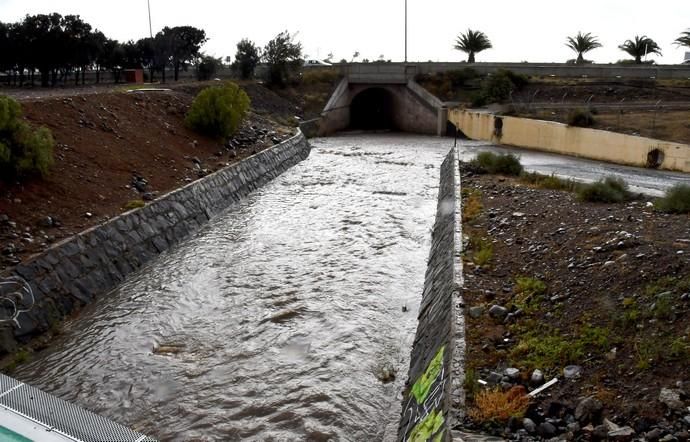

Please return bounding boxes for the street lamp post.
[147,0,153,38]
[404,0,408,62]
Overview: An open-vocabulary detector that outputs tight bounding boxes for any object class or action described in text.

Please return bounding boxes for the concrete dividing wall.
[449,109,690,173]
[0,132,311,354]
[398,147,464,442]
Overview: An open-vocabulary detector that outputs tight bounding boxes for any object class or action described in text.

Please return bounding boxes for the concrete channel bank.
[398,147,465,442]
[0,131,311,354]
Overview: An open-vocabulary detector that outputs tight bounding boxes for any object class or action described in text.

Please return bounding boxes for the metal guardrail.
[0,373,155,442]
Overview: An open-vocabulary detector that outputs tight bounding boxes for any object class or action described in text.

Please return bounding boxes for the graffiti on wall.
[401,345,447,442]
[0,276,35,327]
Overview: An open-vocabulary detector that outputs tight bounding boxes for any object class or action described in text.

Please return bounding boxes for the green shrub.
[577,177,631,203]
[471,69,528,107]
[654,184,690,214]
[471,152,523,176]
[520,172,578,192]
[567,108,595,127]
[185,82,250,139]
[196,55,223,81]
[0,96,54,179]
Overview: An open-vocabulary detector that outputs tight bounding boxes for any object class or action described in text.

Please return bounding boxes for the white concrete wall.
[449,109,690,173]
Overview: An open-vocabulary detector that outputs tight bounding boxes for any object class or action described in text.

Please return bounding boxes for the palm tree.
[566,32,602,64]
[675,30,690,48]
[619,35,662,63]
[454,29,492,63]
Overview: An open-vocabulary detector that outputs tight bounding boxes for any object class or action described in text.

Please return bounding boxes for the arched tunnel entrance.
[350,87,396,130]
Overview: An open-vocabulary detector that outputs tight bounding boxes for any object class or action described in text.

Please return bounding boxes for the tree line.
[0,13,206,87]
[453,29,690,64]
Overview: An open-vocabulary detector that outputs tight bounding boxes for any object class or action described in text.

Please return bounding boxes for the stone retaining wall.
[0,132,311,354]
[398,147,464,442]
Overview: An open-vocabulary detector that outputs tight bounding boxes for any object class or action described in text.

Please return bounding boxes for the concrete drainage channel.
[0,131,311,439]
[0,134,488,441]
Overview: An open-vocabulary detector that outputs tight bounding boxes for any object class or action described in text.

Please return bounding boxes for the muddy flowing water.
[15,135,452,441]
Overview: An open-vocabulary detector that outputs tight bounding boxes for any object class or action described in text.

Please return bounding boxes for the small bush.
[520,172,578,192]
[469,236,493,266]
[0,96,54,179]
[577,177,631,203]
[123,199,146,211]
[185,82,250,139]
[471,69,528,107]
[654,184,690,214]
[567,108,595,127]
[471,152,523,176]
[469,387,530,423]
[301,69,340,85]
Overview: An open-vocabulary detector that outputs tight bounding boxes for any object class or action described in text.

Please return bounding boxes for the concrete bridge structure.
[318,73,449,136]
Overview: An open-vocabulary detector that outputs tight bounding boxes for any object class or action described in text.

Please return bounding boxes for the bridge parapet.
[335,62,690,80]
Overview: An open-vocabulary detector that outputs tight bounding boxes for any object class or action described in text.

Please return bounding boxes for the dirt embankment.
[0,83,299,271]
[460,170,690,440]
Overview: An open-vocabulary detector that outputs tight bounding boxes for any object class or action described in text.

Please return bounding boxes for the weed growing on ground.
[471,238,494,267]
[519,172,578,192]
[512,276,547,314]
[123,199,146,211]
[462,189,483,222]
[469,387,530,423]
[471,152,523,176]
[577,176,632,203]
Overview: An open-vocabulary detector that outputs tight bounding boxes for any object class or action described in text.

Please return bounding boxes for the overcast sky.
[2,0,689,64]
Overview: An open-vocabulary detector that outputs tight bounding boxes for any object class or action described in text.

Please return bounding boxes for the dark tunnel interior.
[349,88,396,130]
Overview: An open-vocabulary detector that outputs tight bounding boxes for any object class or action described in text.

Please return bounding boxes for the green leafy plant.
[185,82,250,139]
[0,95,54,179]
[577,176,631,203]
[654,184,690,214]
[471,152,523,176]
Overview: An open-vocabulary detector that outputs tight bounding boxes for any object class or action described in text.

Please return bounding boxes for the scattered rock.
[564,365,583,379]
[575,396,603,425]
[504,367,520,380]
[488,305,508,320]
[659,388,684,411]
[469,306,484,318]
[523,418,536,434]
[530,369,544,386]
[538,422,557,438]
[609,426,636,440]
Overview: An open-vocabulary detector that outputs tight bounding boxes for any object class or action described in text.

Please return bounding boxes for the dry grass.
[462,189,483,222]
[468,386,531,423]
[527,109,690,144]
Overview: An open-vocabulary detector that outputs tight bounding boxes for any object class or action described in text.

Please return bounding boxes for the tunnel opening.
[350,88,396,130]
